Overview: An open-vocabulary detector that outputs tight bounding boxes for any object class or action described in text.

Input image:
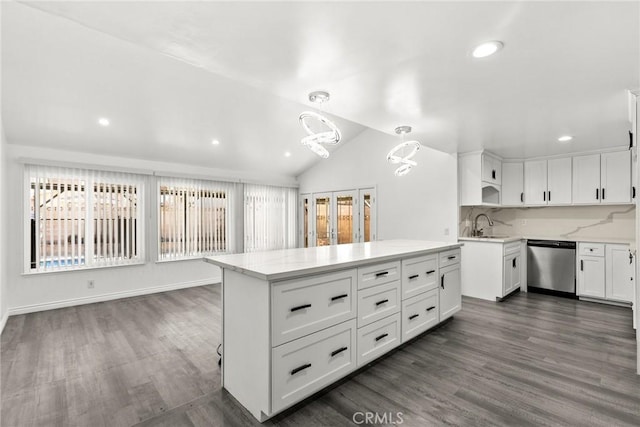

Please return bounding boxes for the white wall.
[0,122,8,330]
[297,128,458,242]
[3,144,297,315]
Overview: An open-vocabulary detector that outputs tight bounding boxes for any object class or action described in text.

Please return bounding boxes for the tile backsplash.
[460,205,636,242]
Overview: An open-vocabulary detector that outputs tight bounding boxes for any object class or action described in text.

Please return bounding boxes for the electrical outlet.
[444,228,450,236]
[87,280,95,289]
[521,219,527,226]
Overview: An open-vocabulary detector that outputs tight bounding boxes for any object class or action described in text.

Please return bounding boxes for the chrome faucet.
[472,213,494,237]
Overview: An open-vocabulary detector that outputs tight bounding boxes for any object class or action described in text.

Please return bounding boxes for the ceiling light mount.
[308,91,330,104]
[395,126,412,135]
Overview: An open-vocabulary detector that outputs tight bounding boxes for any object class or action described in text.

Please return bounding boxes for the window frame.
[24,165,146,274]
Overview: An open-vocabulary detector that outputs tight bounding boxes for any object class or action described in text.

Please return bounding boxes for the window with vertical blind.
[158,178,235,260]
[244,184,297,252]
[26,165,145,272]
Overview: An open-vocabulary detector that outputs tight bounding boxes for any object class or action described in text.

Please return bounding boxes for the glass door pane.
[300,194,310,248]
[359,188,376,242]
[314,193,331,247]
[333,191,358,245]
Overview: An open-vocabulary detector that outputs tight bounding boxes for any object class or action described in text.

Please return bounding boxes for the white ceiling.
[2,1,639,177]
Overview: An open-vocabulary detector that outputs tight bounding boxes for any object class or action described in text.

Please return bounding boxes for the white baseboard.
[7,278,221,316]
[0,312,8,336]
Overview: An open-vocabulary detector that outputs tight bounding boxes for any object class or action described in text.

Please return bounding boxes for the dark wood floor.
[1,286,638,426]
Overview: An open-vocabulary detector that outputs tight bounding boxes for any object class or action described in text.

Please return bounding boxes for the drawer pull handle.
[408,274,419,280]
[409,314,419,320]
[426,270,435,275]
[330,347,348,357]
[290,363,312,375]
[447,256,456,260]
[375,299,389,306]
[290,304,311,312]
[330,294,348,301]
[375,271,389,278]
[375,333,388,342]
[441,275,445,289]
[426,306,436,312]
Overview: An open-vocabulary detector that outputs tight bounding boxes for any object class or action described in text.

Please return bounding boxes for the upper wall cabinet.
[523,158,572,206]
[481,153,502,185]
[501,162,524,206]
[459,152,502,206]
[573,151,631,205]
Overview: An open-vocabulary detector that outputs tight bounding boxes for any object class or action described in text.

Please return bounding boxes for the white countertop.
[204,239,462,281]
[458,235,634,245]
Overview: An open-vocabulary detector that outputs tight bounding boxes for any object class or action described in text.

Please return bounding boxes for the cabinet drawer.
[439,249,461,268]
[272,269,357,347]
[401,255,438,300]
[579,243,605,257]
[356,313,401,367]
[272,319,356,413]
[357,281,401,327]
[504,241,521,256]
[357,261,401,290]
[401,289,439,343]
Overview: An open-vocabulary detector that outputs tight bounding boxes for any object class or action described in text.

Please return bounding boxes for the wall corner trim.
[6,278,220,317]
[0,313,8,336]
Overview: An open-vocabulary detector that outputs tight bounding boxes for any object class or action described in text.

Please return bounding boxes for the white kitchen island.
[204,240,463,422]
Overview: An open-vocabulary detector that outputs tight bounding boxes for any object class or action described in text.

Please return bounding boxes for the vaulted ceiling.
[2,1,639,177]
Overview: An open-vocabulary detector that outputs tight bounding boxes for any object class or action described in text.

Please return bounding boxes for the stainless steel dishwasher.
[527,240,576,296]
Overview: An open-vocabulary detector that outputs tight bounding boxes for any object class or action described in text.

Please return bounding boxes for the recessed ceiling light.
[472,41,504,58]
[98,118,110,126]
[211,139,220,145]
[284,151,291,157]
[558,135,573,142]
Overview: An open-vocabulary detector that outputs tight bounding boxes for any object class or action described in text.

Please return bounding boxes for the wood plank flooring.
[1,286,638,426]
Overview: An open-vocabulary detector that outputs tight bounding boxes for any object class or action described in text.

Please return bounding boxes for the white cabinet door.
[439,264,461,321]
[502,254,522,296]
[606,245,634,303]
[547,157,572,204]
[524,160,548,205]
[578,256,605,298]
[572,154,601,204]
[601,151,631,204]
[502,162,524,205]
[482,154,501,185]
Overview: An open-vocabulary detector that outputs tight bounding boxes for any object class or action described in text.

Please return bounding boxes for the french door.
[300,188,376,247]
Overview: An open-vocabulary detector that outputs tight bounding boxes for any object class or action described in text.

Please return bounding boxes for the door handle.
[596,188,599,200]
[580,260,584,271]
[602,188,605,200]
[521,192,524,203]
[290,304,311,312]
[441,275,445,289]
[290,363,312,375]
[330,347,348,357]
[512,258,516,268]
[548,191,551,202]
[543,191,546,201]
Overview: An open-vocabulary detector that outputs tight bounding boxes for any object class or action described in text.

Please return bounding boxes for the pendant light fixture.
[387,126,421,176]
[299,91,342,158]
